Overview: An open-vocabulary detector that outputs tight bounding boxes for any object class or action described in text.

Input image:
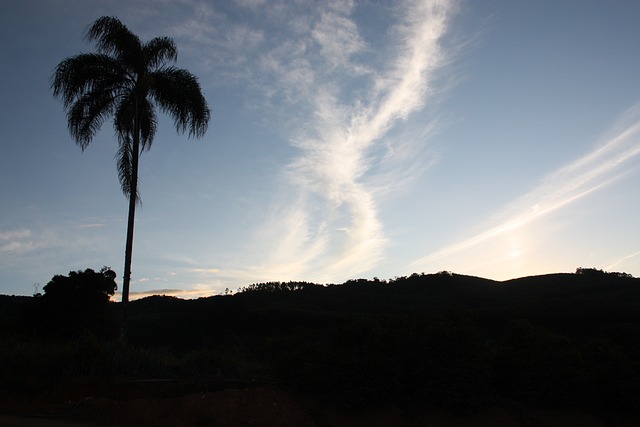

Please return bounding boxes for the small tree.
[37,267,118,338]
[44,267,116,300]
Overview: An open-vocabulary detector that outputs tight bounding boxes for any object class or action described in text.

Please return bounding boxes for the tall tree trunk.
[120,97,141,339]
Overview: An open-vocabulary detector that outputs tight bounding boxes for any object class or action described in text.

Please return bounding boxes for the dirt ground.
[1,381,638,427]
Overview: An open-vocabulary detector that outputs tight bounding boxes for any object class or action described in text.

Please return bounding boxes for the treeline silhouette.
[1,268,639,414]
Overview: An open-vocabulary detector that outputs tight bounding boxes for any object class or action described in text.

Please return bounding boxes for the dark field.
[1,269,639,426]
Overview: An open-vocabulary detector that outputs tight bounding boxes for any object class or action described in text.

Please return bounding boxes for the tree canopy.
[43,267,117,302]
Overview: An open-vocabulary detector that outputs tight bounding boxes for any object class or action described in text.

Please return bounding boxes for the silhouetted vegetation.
[30,267,118,339]
[1,268,639,416]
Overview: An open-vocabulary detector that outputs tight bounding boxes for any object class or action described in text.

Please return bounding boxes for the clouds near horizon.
[204,0,457,283]
[410,103,640,278]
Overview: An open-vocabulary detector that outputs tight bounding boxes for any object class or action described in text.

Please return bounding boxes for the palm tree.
[52,16,210,335]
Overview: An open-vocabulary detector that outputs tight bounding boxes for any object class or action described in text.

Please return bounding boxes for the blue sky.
[1,0,639,299]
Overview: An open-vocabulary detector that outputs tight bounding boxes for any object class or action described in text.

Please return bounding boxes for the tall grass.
[0,332,271,395]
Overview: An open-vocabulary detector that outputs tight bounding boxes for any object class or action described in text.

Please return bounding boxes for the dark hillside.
[1,270,639,418]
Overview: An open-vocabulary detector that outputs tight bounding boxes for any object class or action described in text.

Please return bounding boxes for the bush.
[32,267,118,338]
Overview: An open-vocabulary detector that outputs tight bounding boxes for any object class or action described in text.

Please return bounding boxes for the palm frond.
[114,94,135,137]
[85,16,142,70]
[138,98,158,151]
[67,90,117,150]
[113,94,155,149]
[115,134,140,202]
[149,67,210,138]
[54,15,209,206]
[51,53,128,109]
[144,37,178,70]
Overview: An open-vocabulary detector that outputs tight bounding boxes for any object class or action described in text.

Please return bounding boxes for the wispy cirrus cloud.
[159,0,456,284]
[234,0,266,9]
[229,0,456,283]
[410,102,640,274]
[74,222,106,229]
[603,250,640,273]
[312,2,367,72]
[0,229,45,254]
[0,229,31,242]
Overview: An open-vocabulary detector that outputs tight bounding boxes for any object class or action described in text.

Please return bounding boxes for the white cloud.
[191,268,220,274]
[75,223,105,229]
[603,250,640,273]
[165,0,266,79]
[234,0,266,9]
[237,0,455,283]
[0,240,39,254]
[312,6,367,72]
[0,229,49,255]
[140,0,455,285]
[410,102,640,273]
[0,229,31,241]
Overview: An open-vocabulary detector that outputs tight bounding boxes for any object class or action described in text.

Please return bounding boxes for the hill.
[1,270,639,425]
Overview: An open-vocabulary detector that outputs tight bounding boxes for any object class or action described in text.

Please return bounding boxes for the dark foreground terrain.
[1,269,639,426]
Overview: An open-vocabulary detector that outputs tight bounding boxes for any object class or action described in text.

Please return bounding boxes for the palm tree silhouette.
[51,16,210,335]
